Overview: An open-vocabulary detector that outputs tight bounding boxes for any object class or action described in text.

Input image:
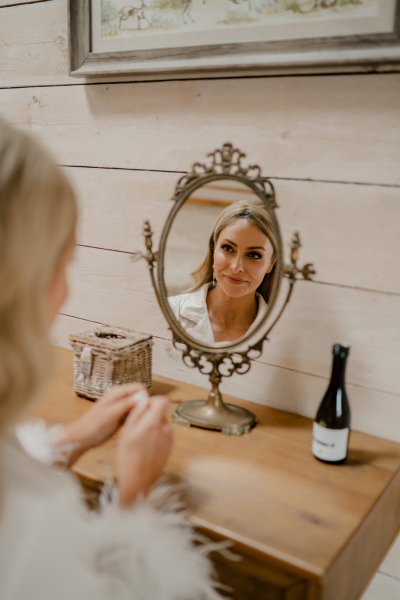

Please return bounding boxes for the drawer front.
[211,548,308,600]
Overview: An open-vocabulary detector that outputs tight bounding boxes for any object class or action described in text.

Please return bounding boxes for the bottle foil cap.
[332,343,350,357]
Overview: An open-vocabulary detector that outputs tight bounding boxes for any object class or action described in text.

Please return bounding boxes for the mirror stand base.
[172,400,256,436]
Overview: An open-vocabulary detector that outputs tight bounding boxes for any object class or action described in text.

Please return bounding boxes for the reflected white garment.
[0,423,222,600]
[168,284,268,345]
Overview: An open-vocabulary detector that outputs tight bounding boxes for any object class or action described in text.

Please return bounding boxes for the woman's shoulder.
[168,285,208,314]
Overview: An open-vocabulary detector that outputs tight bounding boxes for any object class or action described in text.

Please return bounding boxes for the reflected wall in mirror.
[164,181,279,347]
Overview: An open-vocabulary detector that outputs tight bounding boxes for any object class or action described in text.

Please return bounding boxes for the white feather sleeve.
[90,485,226,600]
[15,419,77,465]
[9,421,226,600]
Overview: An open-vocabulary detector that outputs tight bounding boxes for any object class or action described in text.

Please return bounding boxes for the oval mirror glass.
[160,177,283,351]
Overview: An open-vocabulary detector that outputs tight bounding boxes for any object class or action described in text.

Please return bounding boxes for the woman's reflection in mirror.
[169,199,277,344]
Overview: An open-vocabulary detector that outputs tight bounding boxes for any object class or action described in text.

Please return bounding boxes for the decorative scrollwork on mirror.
[174,143,276,203]
[134,143,315,435]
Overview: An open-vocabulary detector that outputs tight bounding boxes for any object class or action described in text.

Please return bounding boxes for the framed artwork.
[69,0,400,78]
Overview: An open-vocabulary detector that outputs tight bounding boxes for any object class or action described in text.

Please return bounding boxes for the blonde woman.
[169,199,277,345]
[0,119,221,600]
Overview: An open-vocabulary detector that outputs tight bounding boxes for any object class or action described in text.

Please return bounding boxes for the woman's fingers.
[103,391,147,425]
[101,382,145,405]
[117,395,172,506]
[126,395,169,430]
[148,396,170,424]
[124,392,152,424]
[99,384,149,418]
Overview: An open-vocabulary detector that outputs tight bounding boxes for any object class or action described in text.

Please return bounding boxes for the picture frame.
[69,0,400,79]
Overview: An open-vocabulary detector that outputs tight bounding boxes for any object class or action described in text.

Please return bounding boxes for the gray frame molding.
[69,1,400,78]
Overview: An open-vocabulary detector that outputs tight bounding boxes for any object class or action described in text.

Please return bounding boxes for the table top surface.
[26,347,400,588]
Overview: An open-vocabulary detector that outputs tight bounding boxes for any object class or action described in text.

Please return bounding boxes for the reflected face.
[213,219,275,299]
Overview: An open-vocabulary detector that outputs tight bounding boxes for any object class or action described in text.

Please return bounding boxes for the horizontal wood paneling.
[61,246,400,395]
[68,166,400,294]
[0,1,44,6]
[0,0,72,87]
[52,312,400,442]
[67,167,176,252]
[261,281,399,397]
[0,0,136,87]
[1,74,400,185]
[65,245,168,337]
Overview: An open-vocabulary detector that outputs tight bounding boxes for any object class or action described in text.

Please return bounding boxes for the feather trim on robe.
[0,420,227,600]
[15,419,77,465]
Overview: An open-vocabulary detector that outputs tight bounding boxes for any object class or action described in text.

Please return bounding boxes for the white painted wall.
[1,1,399,596]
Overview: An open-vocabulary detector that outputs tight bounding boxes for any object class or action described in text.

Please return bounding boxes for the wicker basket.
[69,326,153,400]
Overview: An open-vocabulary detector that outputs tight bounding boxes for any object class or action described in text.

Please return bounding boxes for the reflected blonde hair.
[190,198,278,303]
[0,119,77,431]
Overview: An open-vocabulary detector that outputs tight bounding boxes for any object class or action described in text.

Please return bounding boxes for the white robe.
[0,422,223,600]
[168,284,268,345]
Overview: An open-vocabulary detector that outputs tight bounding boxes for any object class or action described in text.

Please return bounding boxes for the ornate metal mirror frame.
[135,143,315,435]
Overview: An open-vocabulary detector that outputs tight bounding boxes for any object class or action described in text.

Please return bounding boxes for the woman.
[0,119,222,600]
[169,199,277,345]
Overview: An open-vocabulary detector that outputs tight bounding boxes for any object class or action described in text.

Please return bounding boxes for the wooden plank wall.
[1,1,399,597]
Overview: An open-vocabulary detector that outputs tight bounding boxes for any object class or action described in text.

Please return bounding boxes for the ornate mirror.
[136,143,315,435]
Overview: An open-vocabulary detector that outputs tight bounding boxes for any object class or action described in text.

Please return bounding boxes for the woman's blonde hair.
[0,119,77,431]
[190,197,278,303]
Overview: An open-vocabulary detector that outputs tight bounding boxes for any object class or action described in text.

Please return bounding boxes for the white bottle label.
[312,422,349,462]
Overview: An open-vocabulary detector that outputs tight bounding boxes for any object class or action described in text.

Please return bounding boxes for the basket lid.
[69,326,152,352]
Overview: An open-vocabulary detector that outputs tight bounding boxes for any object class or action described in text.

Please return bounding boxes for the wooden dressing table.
[27,347,400,600]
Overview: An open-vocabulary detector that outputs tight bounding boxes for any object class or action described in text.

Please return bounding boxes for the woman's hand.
[117,395,173,507]
[53,383,146,467]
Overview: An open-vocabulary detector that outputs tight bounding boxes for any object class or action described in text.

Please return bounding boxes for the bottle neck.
[329,353,347,388]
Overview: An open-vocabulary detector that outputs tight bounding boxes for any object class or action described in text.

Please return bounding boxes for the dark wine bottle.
[312,344,351,464]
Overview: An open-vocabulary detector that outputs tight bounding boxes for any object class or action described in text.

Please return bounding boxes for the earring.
[212,267,217,287]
